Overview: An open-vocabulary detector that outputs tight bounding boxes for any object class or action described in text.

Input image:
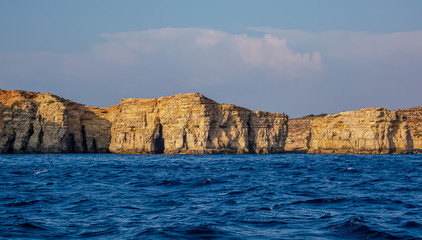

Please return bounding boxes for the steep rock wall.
[0,90,111,153]
[308,108,413,154]
[107,93,288,154]
[0,90,288,154]
[397,107,422,152]
[284,117,314,153]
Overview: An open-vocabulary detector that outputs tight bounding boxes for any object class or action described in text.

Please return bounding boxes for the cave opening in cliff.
[92,138,98,153]
[68,134,76,153]
[81,126,88,153]
[153,124,165,154]
[20,123,34,153]
[246,118,255,153]
[5,132,16,154]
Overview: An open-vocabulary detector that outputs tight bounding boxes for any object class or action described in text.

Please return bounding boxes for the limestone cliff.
[308,108,413,154]
[107,93,287,154]
[0,90,288,154]
[397,107,422,152]
[284,116,314,153]
[0,90,111,153]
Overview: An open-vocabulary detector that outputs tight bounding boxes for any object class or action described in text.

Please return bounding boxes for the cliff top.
[121,92,207,102]
[119,93,217,106]
[0,89,419,119]
[0,89,71,107]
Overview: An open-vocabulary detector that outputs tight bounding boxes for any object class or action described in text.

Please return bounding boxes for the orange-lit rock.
[308,108,413,154]
[0,90,288,154]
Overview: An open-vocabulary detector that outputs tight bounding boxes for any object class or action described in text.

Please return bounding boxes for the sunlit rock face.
[0,90,288,154]
[308,108,413,154]
[284,116,315,153]
[107,93,288,154]
[397,107,422,153]
[0,90,111,153]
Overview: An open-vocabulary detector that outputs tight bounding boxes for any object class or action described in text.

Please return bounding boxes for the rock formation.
[0,90,111,153]
[0,89,417,155]
[107,93,288,154]
[397,107,422,152]
[308,108,413,154]
[284,116,315,153]
[0,90,288,154]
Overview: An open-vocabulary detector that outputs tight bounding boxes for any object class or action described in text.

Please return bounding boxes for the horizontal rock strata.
[308,108,413,154]
[0,90,111,153]
[0,89,417,155]
[0,90,288,154]
[107,93,288,154]
[284,116,315,153]
[397,107,422,152]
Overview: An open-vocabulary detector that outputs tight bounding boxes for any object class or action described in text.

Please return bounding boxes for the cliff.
[308,108,413,154]
[1,89,417,155]
[397,107,422,152]
[107,93,287,154]
[284,116,315,153]
[0,90,111,153]
[0,90,288,154]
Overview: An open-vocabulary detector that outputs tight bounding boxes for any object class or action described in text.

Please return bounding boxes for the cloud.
[248,27,422,115]
[233,34,322,78]
[0,28,323,110]
[0,27,421,117]
[249,27,422,74]
[88,28,323,79]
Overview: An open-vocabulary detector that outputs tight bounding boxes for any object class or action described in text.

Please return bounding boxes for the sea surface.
[1,154,421,239]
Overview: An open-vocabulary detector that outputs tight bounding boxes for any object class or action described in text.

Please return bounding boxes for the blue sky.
[1,0,421,117]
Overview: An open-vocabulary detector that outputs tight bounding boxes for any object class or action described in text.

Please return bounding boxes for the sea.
[1,154,421,240]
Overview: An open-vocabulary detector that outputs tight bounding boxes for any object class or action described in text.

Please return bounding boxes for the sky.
[1,0,421,118]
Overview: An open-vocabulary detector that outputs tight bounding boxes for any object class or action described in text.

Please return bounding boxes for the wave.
[6,200,41,207]
[17,222,48,231]
[325,217,405,240]
[240,220,288,227]
[137,224,229,240]
[156,180,183,187]
[290,197,347,205]
[400,221,422,229]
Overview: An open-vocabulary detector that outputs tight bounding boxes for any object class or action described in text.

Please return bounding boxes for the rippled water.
[1,154,421,239]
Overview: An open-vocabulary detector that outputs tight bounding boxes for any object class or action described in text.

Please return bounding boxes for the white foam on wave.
[34,169,48,175]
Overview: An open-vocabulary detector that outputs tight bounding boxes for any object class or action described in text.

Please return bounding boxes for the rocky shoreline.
[0,90,420,154]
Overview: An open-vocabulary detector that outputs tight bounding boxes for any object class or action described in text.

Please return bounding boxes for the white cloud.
[1,27,420,117]
[248,27,422,114]
[250,27,422,72]
[0,28,323,111]
[233,34,322,78]
[194,29,226,49]
[87,28,323,79]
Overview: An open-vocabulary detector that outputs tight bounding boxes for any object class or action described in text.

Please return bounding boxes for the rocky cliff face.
[308,108,413,154]
[0,90,288,154]
[397,107,422,152]
[0,90,111,153]
[107,93,288,154]
[284,116,314,153]
[1,90,416,155]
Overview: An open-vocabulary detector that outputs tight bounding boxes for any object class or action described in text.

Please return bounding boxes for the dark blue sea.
[1,154,421,239]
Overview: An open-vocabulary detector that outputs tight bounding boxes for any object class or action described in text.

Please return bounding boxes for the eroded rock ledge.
[308,108,413,154]
[0,90,288,154]
[397,107,422,153]
[286,108,416,154]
